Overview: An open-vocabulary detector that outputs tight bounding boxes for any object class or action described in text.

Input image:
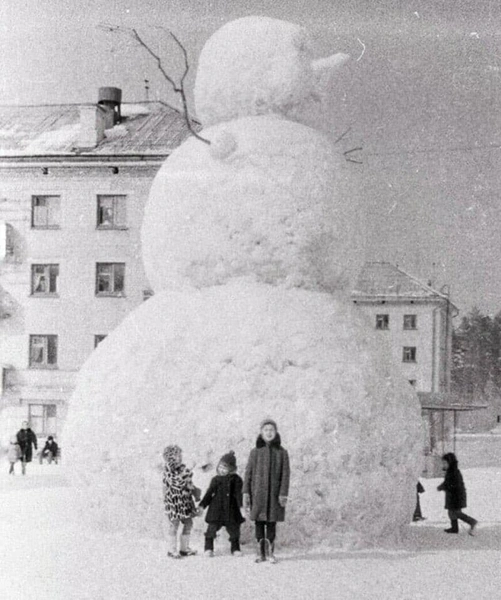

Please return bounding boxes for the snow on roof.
[352,262,454,303]
[23,123,81,154]
[0,102,198,156]
[120,104,150,117]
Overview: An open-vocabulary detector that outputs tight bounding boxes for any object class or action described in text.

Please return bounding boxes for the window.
[29,335,58,368]
[96,263,125,296]
[31,264,59,295]
[376,314,389,330]
[97,195,127,229]
[143,288,154,302]
[28,404,57,436]
[403,314,417,330]
[32,195,60,228]
[408,379,417,387]
[94,334,107,348]
[403,346,417,363]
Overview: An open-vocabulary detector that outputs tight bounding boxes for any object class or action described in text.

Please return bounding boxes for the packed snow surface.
[22,123,80,153]
[64,280,423,548]
[1,441,500,600]
[141,116,362,293]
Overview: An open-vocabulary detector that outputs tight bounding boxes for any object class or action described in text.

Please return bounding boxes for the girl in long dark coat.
[243,418,290,563]
[437,452,478,535]
[199,451,245,556]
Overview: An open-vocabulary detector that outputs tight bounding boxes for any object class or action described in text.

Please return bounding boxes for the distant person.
[7,435,22,475]
[16,421,37,475]
[413,481,425,521]
[437,452,478,535]
[39,436,59,464]
[243,418,290,563]
[162,444,201,558]
[198,450,245,557]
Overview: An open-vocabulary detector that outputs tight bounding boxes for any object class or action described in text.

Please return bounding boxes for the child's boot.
[180,535,197,556]
[444,519,459,533]
[231,539,242,556]
[255,539,267,563]
[167,533,181,558]
[265,539,277,564]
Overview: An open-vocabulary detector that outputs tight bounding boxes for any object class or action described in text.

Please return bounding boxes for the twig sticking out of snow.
[99,23,210,146]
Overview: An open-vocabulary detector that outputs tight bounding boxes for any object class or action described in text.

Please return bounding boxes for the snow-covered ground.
[1,438,500,600]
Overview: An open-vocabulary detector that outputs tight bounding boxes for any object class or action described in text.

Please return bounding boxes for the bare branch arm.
[99,23,210,145]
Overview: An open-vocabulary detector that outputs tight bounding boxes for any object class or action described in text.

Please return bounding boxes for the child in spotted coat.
[162,444,201,558]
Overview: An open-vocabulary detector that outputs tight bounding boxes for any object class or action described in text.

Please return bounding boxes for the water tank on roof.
[98,87,122,105]
[98,87,122,123]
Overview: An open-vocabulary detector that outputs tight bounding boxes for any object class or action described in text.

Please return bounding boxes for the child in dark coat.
[437,452,478,535]
[199,451,245,557]
[243,418,290,563]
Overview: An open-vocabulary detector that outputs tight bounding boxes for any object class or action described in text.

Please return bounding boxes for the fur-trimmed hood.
[256,433,282,449]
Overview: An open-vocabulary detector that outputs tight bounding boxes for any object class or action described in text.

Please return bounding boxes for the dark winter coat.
[243,434,290,523]
[16,428,37,463]
[437,464,467,510]
[42,440,59,457]
[199,473,245,524]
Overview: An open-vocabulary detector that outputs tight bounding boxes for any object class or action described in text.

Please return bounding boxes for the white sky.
[1,0,501,313]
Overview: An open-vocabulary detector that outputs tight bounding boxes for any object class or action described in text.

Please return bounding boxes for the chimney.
[76,87,122,150]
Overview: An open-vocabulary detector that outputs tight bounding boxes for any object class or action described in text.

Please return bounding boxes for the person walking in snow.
[199,450,245,557]
[437,452,478,535]
[162,444,201,558]
[16,421,37,475]
[7,435,22,474]
[243,418,290,563]
[413,481,425,521]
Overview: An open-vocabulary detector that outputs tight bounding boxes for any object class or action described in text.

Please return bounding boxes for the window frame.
[95,262,125,297]
[31,195,61,229]
[403,314,417,330]
[402,346,417,363]
[29,334,58,369]
[96,195,127,230]
[28,403,57,437]
[31,264,59,296]
[375,314,390,330]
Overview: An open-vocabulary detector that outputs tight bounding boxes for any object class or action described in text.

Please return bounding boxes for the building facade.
[352,262,457,394]
[0,89,194,442]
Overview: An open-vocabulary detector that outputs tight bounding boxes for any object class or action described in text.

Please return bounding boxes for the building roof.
[352,262,455,305]
[0,101,198,157]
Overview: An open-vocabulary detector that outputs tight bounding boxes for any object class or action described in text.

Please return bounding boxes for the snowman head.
[194,16,349,129]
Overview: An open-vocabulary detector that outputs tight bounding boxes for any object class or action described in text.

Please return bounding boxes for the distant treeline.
[452,307,501,411]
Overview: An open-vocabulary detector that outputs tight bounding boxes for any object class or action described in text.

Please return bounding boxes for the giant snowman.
[64,17,424,548]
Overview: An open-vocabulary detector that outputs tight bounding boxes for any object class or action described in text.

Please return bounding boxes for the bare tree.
[99,23,210,145]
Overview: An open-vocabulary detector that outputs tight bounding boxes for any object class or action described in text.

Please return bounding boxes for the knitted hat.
[219,450,237,472]
[260,418,278,431]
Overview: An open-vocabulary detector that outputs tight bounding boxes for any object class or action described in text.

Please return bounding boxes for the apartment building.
[0,88,194,441]
[352,262,457,394]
